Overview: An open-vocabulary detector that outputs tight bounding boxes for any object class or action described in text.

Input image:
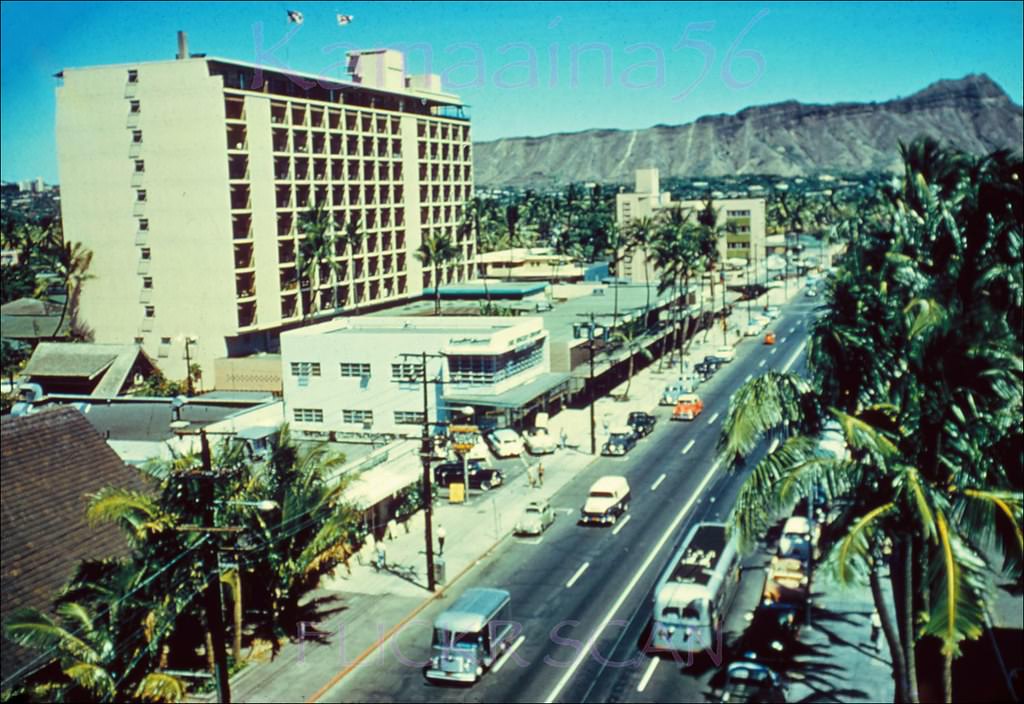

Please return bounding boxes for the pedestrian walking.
[537,463,545,487]
[437,524,446,556]
[526,465,537,488]
[559,428,568,450]
[869,609,882,651]
[375,542,387,571]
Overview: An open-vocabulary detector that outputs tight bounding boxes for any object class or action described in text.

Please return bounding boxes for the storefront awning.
[443,372,571,410]
[345,458,422,511]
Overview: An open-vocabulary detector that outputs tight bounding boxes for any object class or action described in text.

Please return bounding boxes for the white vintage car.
[515,500,556,536]
[523,413,558,455]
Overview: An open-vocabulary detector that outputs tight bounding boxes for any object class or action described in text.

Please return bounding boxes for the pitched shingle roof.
[1,407,151,685]
[23,343,157,397]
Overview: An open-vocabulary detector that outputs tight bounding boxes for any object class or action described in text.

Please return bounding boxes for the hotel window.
[158,337,171,358]
[134,336,145,345]
[144,305,155,318]
[290,361,322,377]
[293,408,324,423]
[342,409,374,424]
[138,219,149,231]
[132,130,143,143]
[142,277,153,289]
[137,189,147,202]
[339,362,371,377]
[127,69,138,83]
[140,248,151,260]
[394,410,425,425]
[390,362,424,381]
[130,100,141,113]
[135,160,145,173]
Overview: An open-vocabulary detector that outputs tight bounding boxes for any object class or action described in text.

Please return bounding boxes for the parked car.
[745,321,764,337]
[704,354,728,370]
[434,461,504,491]
[714,345,736,362]
[485,428,524,458]
[764,306,781,319]
[778,515,821,563]
[523,413,557,455]
[672,393,704,421]
[805,288,817,298]
[627,411,657,438]
[694,361,715,379]
[719,658,787,703]
[579,475,631,525]
[763,555,810,606]
[461,437,490,462]
[661,380,691,406]
[514,499,556,536]
[601,427,638,456]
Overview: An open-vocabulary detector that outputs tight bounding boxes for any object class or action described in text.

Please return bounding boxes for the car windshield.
[590,491,615,498]
[610,433,630,441]
[729,664,772,684]
[525,506,541,514]
[433,629,481,650]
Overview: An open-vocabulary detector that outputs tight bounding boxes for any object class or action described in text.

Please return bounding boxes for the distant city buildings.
[615,168,766,284]
[55,40,475,380]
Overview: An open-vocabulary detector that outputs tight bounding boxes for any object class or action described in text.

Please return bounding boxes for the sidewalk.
[226,276,813,703]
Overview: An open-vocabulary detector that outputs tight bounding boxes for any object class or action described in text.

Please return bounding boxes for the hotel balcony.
[226,124,247,152]
[230,185,251,211]
[232,213,252,240]
[237,301,257,329]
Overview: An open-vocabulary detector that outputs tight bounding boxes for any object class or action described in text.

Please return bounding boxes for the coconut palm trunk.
[871,557,911,703]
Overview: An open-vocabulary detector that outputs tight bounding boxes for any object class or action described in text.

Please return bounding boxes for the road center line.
[681,439,695,455]
[782,340,808,373]
[492,635,526,673]
[543,459,723,703]
[780,336,788,344]
[612,514,632,535]
[636,656,661,692]
[770,347,777,355]
[565,562,590,589]
[745,373,753,382]
[758,359,766,368]
[789,326,796,334]
[651,474,667,491]
[707,412,720,425]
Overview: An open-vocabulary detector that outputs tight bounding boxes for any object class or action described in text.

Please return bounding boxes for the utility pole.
[576,312,616,455]
[417,351,437,592]
[198,431,231,703]
[184,336,195,397]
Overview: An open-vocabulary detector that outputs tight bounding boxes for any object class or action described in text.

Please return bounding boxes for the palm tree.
[334,216,364,312]
[4,602,186,702]
[504,204,520,280]
[653,206,702,368]
[296,202,340,322]
[610,323,654,401]
[717,139,1023,703]
[625,216,657,315]
[696,195,725,343]
[416,232,460,315]
[50,239,93,340]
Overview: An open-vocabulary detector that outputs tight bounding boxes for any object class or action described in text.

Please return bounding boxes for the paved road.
[320,298,818,703]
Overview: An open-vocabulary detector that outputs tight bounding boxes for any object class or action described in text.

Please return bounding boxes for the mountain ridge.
[471,74,1023,186]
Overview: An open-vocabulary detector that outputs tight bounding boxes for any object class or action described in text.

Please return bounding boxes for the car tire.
[481,481,492,491]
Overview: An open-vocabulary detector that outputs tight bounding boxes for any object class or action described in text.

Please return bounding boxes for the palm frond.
[717,371,813,461]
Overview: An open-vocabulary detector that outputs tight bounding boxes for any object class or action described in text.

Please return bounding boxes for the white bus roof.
[433,587,510,633]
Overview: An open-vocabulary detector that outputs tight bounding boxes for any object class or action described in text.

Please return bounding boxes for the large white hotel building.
[55,41,475,379]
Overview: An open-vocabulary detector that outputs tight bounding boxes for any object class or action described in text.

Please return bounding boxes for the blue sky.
[2,1,1021,183]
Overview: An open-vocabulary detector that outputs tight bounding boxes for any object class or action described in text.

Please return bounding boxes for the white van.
[580,475,631,525]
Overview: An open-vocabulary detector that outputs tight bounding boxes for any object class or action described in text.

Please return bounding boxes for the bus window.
[682,599,707,622]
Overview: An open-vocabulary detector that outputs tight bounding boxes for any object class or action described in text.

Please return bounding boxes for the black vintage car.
[694,361,715,379]
[627,411,657,438]
[433,461,504,490]
[703,354,728,370]
[601,429,638,457]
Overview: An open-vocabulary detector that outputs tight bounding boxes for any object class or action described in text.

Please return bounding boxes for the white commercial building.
[280,316,570,438]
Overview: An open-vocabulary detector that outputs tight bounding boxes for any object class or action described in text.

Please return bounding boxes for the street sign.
[449,483,465,503]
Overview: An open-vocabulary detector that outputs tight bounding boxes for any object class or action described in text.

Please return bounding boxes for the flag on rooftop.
[337,14,354,26]
[287,10,304,25]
